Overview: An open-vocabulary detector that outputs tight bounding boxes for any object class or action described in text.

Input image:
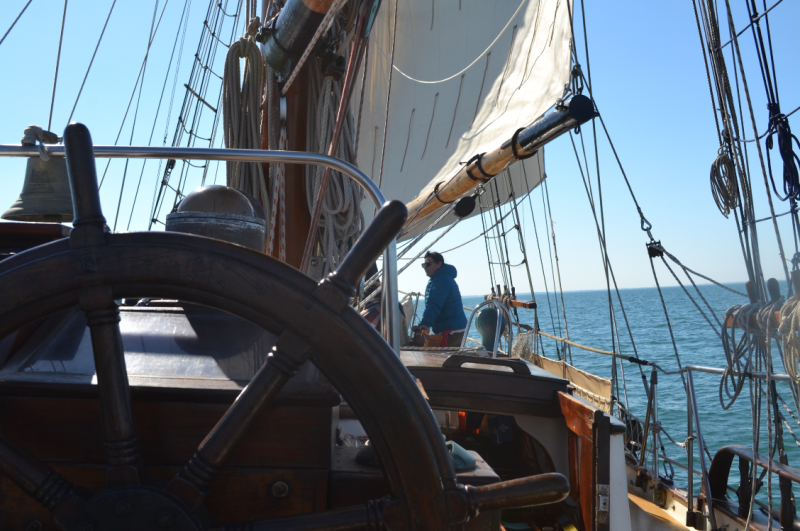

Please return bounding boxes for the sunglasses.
[421,261,434,268]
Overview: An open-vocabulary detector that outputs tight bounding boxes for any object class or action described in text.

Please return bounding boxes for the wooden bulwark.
[558,391,611,531]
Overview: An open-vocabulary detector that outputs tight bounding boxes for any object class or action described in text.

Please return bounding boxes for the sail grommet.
[511,128,537,160]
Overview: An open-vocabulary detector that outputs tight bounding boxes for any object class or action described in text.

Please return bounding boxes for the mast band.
[511,128,537,160]
[465,153,495,182]
[433,182,456,204]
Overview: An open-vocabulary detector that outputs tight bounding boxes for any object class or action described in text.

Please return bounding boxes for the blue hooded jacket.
[420,264,468,334]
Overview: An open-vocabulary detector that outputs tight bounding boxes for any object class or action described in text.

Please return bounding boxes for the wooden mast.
[260,69,312,268]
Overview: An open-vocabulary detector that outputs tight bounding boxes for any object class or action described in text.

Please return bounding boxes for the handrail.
[460,299,514,357]
[687,370,718,530]
[682,364,796,383]
[709,444,800,497]
[442,354,532,375]
[0,144,400,354]
[709,444,800,529]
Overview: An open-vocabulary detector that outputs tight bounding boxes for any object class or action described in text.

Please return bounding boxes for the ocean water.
[410,282,800,506]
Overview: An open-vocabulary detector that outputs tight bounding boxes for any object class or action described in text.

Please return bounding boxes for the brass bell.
[2,156,74,222]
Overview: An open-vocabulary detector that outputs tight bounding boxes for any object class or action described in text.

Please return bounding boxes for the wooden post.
[281,69,312,268]
[559,391,611,531]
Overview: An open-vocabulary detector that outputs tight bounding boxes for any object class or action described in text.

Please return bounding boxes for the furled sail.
[354,0,573,235]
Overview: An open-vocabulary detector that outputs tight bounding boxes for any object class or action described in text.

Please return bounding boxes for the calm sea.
[410,282,799,505]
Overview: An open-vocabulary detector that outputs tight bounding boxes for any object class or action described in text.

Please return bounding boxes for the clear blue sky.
[1,0,799,296]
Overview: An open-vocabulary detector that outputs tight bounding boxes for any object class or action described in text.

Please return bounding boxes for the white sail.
[354,0,573,232]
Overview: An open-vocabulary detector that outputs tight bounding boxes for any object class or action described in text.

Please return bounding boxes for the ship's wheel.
[0,124,567,531]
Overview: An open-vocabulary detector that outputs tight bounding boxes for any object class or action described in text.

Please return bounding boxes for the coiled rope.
[305,57,363,276]
[222,36,269,220]
[779,294,800,409]
[710,148,739,217]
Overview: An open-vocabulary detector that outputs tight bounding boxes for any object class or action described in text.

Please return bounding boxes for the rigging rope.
[114,0,162,231]
[779,294,800,412]
[765,103,800,204]
[99,0,172,189]
[710,148,740,217]
[0,0,33,49]
[48,0,68,131]
[67,0,117,125]
[149,0,239,227]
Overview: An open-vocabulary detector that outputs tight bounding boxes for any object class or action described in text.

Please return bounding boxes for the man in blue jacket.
[415,251,468,347]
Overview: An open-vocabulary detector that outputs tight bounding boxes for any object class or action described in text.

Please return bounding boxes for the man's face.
[422,258,443,277]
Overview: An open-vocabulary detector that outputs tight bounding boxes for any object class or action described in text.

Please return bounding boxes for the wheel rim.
[0,231,457,530]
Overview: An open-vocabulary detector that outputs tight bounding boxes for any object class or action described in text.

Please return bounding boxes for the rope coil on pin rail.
[510,128,537,160]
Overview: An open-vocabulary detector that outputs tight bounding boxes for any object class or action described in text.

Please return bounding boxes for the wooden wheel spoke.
[0,432,89,526]
[80,288,141,487]
[167,331,315,509]
[62,122,142,488]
